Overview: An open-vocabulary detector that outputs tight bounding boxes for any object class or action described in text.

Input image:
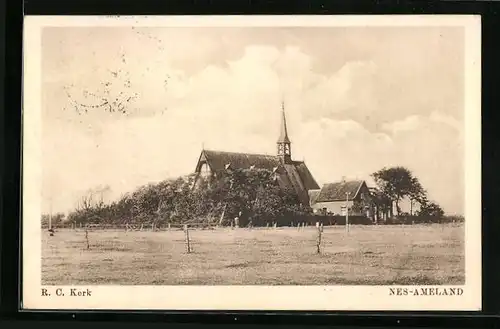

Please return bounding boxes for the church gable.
[194,150,213,180]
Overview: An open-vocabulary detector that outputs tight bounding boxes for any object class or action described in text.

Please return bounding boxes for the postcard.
[22,14,481,311]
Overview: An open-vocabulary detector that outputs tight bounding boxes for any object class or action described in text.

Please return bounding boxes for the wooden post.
[48,212,52,231]
[151,223,154,231]
[218,204,227,226]
[184,224,191,253]
[316,222,322,254]
[273,222,277,229]
[168,223,171,231]
[85,228,90,250]
[345,192,350,233]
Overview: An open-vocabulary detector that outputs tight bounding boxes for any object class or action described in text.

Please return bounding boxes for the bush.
[64,168,314,228]
[417,201,445,218]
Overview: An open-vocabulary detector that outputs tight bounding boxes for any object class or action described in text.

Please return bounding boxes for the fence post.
[316,222,322,254]
[273,222,277,229]
[184,224,191,253]
[168,223,171,231]
[85,228,90,250]
[151,223,154,231]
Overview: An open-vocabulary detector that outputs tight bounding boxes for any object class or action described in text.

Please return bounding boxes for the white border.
[22,15,482,311]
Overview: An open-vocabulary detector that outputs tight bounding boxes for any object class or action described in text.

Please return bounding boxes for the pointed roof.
[314,180,366,203]
[277,101,291,144]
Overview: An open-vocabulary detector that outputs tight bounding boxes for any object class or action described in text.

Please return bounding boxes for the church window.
[200,162,210,178]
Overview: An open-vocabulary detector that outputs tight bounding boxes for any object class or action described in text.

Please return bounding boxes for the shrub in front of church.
[64,168,312,228]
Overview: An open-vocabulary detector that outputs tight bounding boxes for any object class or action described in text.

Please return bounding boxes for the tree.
[64,167,312,227]
[199,167,311,227]
[417,201,444,220]
[369,187,392,222]
[66,186,111,225]
[41,212,65,228]
[408,177,427,216]
[154,178,181,226]
[371,166,426,217]
[251,184,284,226]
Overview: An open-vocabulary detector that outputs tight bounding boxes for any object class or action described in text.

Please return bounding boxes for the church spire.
[278,101,291,144]
[277,101,292,163]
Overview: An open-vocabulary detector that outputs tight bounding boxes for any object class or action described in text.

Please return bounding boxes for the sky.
[41,26,465,215]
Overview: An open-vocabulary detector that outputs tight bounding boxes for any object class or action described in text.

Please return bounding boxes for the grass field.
[42,223,464,285]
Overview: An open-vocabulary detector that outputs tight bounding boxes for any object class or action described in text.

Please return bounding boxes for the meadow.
[42,223,464,285]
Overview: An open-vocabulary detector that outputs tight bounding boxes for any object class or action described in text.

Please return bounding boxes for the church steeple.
[277,101,292,163]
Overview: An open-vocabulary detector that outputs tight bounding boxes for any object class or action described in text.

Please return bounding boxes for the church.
[192,103,320,205]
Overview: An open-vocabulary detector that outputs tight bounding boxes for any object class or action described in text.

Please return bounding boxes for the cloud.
[429,111,462,131]
[382,115,422,134]
[41,32,465,216]
[293,113,463,215]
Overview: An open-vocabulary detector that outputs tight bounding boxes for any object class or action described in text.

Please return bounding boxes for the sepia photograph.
[22,15,481,311]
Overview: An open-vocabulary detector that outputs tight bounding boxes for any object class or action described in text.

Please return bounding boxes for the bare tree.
[75,185,110,212]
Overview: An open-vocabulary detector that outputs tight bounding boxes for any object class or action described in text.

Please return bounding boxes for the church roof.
[196,149,320,205]
[315,180,366,203]
[200,150,281,172]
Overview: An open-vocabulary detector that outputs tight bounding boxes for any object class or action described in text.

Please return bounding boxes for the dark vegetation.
[42,166,459,229]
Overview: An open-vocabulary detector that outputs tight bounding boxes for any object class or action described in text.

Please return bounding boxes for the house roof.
[196,149,320,204]
[314,180,366,203]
